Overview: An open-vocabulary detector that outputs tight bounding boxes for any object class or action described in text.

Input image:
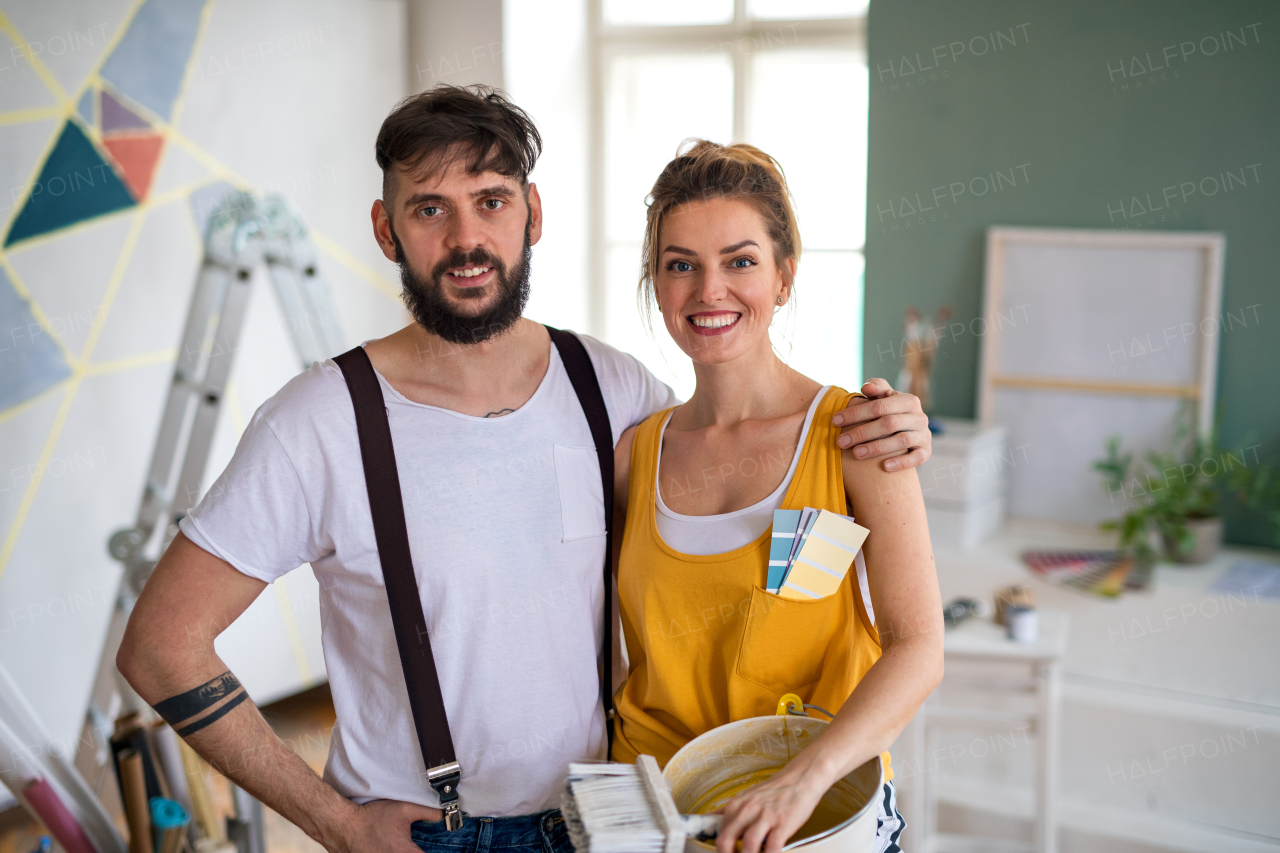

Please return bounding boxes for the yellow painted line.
[167,0,221,129]
[0,10,72,109]
[165,128,246,185]
[0,111,73,244]
[147,177,217,212]
[83,348,176,377]
[0,378,72,427]
[0,211,146,582]
[310,230,401,301]
[0,383,78,580]
[79,0,148,85]
[272,576,315,684]
[2,176,220,257]
[75,210,146,363]
[0,252,78,367]
[0,106,62,127]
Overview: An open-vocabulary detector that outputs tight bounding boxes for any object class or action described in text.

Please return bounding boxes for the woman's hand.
[714,762,828,853]
[832,378,931,472]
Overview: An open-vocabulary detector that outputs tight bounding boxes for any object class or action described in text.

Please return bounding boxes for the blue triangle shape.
[77,88,95,126]
[4,120,136,247]
[0,266,72,410]
[99,0,209,122]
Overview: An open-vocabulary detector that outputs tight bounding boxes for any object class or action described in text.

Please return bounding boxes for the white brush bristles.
[562,758,689,853]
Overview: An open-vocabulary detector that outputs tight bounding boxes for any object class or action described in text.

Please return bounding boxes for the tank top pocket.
[734,585,839,694]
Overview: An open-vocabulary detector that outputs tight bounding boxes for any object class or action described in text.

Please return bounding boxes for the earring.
[776,295,785,305]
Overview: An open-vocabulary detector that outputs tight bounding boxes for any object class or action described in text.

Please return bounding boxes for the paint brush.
[561,756,722,853]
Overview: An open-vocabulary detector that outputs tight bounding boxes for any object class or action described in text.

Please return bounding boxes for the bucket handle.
[776,693,835,720]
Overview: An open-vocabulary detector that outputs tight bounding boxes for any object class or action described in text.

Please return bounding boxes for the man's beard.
[389,217,532,345]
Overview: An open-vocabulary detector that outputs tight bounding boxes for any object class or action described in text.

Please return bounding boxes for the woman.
[610,141,944,853]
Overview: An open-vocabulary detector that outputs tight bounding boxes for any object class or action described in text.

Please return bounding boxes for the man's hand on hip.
[334,799,443,853]
[831,378,932,472]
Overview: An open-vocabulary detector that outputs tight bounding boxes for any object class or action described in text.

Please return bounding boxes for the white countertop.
[933,518,1280,710]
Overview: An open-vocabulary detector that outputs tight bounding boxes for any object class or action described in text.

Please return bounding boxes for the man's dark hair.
[375,84,542,205]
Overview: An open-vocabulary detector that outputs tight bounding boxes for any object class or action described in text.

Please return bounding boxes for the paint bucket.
[662,715,883,852]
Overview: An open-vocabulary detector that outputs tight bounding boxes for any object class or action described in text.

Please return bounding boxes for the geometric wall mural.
[4,0,207,248]
[0,0,404,765]
[0,0,212,420]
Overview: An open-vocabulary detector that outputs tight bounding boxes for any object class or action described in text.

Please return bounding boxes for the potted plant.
[1094,417,1224,564]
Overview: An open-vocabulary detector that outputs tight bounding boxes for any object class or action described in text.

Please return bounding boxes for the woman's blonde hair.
[639,139,801,325]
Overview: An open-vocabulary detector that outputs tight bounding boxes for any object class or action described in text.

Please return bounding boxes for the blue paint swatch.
[767,509,801,593]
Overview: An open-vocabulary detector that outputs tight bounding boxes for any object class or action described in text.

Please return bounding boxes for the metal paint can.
[662,715,883,852]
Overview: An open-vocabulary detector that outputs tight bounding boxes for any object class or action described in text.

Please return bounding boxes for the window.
[590,0,868,400]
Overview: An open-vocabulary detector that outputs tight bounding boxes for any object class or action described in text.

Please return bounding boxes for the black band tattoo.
[175,690,248,737]
[484,408,516,418]
[153,672,242,727]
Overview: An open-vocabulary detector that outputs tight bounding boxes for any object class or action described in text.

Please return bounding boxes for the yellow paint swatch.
[778,511,868,600]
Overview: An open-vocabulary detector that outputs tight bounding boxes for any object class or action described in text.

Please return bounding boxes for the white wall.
[503,0,592,334]
[407,0,504,92]
[0,0,408,754]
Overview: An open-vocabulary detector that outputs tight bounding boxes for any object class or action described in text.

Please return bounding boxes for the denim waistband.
[410,808,567,852]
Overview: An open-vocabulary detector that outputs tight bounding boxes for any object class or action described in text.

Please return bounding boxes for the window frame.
[586,0,866,336]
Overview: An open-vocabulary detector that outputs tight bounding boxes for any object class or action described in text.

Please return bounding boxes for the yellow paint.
[0,253,77,366]
[311,230,401,300]
[666,717,878,849]
[0,10,72,108]
[84,349,178,377]
[0,106,62,127]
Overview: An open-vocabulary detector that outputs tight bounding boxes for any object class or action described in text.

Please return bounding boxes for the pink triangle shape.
[104,134,165,201]
[101,90,150,134]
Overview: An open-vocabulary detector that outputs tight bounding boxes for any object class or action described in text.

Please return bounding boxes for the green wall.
[864,0,1279,546]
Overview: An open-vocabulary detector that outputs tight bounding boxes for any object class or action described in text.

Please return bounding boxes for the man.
[117,86,933,853]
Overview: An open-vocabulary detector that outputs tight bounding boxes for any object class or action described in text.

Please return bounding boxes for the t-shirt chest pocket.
[553,444,605,541]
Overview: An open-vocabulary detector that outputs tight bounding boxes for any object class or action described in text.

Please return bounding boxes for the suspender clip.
[427,761,462,831]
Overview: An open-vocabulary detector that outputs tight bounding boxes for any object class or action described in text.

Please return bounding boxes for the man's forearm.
[135,667,355,852]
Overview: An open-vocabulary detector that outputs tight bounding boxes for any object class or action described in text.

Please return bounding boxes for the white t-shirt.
[179,331,676,817]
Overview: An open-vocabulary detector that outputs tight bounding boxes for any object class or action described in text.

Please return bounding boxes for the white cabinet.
[918,418,1009,550]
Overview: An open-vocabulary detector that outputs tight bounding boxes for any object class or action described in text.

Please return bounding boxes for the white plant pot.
[1163,515,1224,564]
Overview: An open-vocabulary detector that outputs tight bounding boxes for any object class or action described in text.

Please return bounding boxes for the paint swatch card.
[767,509,802,593]
[778,510,870,601]
[788,509,818,567]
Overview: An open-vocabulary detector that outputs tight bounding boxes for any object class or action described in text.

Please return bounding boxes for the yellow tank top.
[612,387,891,780]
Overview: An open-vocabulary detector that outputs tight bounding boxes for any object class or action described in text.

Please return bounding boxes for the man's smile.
[447,265,494,286]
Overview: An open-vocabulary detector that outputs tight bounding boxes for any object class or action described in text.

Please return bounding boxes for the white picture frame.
[977,227,1225,524]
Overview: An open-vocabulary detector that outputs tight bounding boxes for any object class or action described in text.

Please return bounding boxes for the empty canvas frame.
[977,227,1225,524]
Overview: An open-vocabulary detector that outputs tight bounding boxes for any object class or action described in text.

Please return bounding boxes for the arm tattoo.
[484,408,516,418]
[153,672,248,733]
[176,691,249,737]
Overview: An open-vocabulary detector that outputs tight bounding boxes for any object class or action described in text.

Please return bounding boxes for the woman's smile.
[687,311,742,335]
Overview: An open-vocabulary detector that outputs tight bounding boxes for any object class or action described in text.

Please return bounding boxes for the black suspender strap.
[334,328,615,829]
[544,326,616,754]
[334,346,462,830]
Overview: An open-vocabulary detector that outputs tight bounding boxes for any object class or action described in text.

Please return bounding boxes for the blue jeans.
[410,810,571,853]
